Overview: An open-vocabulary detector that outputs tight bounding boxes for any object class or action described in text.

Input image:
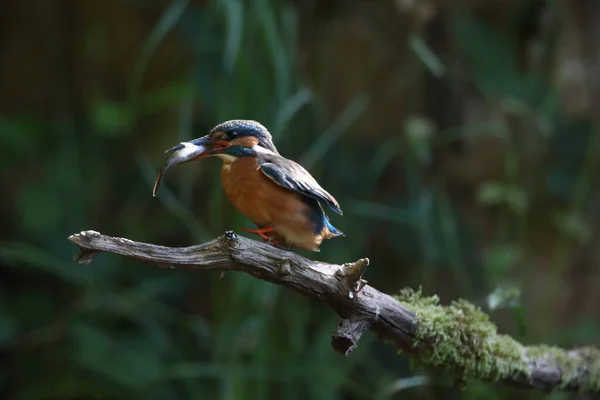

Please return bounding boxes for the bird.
[153,119,344,251]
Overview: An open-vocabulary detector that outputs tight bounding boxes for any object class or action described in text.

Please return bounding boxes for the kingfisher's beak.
[152,136,231,197]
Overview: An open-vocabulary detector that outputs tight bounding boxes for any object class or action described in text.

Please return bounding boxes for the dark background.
[1,0,599,399]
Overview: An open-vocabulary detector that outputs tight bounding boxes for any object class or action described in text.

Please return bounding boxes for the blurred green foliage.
[1,0,599,399]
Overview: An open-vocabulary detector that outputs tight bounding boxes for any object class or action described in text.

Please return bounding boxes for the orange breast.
[220,157,329,250]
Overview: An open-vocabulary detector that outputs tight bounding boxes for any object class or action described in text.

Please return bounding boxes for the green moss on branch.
[395,288,600,391]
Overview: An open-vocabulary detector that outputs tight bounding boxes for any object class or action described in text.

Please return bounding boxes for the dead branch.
[67,230,600,393]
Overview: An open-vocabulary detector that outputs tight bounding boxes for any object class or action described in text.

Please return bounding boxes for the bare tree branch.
[67,230,600,393]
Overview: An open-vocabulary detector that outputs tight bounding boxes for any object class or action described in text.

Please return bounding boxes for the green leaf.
[484,243,521,275]
[486,286,521,310]
[89,100,133,135]
[554,212,590,243]
[405,115,435,166]
[272,88,312,136]
[477,181,506,206]
[454,13,526,100]
[0,115,46,166]
[299,95,369,168]
[220,0,244,73]
[128,0,189,119]
[503,185,529,215]
[477,181,528,214]
[409,35,446,78]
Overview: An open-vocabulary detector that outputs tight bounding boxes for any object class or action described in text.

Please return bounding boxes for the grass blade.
[300,95,369,168]
[128,0,189,121]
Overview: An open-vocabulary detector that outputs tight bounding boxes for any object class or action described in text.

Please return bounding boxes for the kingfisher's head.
[152,120,278,196]
[207,119,278,154]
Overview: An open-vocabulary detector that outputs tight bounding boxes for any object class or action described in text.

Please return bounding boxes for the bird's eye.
[229,131,238,140]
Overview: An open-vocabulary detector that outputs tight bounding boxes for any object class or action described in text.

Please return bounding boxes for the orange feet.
[242,227,286,248]
[242,227,275,241]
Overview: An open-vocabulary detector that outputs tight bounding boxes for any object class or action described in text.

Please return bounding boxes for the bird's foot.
[242,227,288,249]
[242,227,275,242]
[267,240,288,250]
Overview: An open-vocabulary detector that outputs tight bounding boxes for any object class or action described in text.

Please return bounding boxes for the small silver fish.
[152,136,230,197]
[152,141,206,197]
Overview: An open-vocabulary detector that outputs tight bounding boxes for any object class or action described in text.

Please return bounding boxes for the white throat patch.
[252,144,277,156]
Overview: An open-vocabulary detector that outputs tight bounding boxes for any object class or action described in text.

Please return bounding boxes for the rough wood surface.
[67,230,600,393]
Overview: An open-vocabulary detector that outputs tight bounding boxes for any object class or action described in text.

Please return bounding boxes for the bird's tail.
[324,216,344,237]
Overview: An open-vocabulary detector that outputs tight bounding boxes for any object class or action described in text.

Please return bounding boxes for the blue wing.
[259,159,343,215]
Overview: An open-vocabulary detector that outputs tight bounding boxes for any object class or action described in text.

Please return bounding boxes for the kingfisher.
[152,119,344,251]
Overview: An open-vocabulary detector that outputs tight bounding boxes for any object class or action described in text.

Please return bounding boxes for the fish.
[152,141,206,197]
